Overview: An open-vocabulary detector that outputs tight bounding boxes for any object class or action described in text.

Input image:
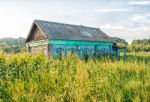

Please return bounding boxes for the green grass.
[0,52,150,102]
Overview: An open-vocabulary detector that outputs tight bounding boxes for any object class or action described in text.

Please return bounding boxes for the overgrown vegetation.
[0,52,149,101]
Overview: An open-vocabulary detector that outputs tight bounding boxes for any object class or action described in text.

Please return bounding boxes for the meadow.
[0,52,150,102]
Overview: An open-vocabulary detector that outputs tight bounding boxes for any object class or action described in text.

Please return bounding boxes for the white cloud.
[94,8,128,12]
[131,13,150,22]
[101,23,126,30]
[129,0,150,5]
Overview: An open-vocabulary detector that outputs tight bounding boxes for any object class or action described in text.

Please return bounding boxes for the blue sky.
[0,0,150,42]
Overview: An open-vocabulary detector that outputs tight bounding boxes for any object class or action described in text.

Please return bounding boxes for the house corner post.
[117,48,120,59]
[26,43,30,53]
[110,45,113,57]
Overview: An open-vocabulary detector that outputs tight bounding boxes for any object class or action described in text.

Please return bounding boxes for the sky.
[0,0,150,42]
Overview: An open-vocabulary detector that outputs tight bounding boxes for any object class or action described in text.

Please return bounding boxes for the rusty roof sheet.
[29,20,112,42]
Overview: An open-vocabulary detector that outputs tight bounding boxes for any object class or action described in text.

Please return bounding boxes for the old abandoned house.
[26,20,126,58]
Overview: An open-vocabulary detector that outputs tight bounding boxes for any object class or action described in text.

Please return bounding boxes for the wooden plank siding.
[31,27,46,41]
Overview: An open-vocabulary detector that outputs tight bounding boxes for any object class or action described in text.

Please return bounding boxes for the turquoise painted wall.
[48,39,113,57]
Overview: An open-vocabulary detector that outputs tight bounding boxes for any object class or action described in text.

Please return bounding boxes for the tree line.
[112,37,150,52]
[0,37,26,53]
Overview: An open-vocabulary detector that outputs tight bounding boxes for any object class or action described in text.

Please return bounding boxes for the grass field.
[0,52,150,102]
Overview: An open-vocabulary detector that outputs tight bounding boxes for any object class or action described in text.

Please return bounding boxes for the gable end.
[26,22,47,42]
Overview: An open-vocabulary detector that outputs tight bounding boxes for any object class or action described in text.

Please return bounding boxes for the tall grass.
[0,52,150,102]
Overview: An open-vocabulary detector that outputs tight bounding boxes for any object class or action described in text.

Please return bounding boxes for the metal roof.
[27,20,112,42]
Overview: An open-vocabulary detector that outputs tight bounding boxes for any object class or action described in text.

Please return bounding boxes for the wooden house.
[26,20,126,58]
